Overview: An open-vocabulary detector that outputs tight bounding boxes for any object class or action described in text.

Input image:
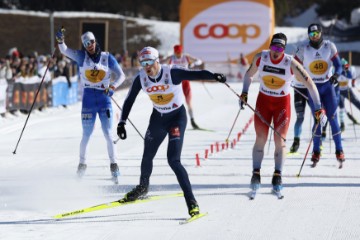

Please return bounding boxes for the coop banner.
[180,0,274,63]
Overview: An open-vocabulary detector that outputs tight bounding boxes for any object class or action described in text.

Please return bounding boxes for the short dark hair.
[270,33,287,48]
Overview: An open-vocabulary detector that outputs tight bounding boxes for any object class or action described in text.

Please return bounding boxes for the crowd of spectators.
[0,47,142,120]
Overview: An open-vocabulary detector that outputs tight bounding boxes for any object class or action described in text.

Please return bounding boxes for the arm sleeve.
[119,75,142,123]
[170,68,215,84]
[58,43,85,66]
[242,53,260,93]
[330,42,342,75]
[108,54,126,89]
[345,70,353,79]
[294,44,304,64]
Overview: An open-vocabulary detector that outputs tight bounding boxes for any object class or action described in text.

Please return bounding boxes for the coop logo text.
[193,23,261,43]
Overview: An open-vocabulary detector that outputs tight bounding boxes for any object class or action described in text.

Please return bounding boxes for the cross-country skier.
[294,23,344,167]
[56,29,126,182]
[116,46,226,216]
[240,33,323,194]
[337,58,360,129]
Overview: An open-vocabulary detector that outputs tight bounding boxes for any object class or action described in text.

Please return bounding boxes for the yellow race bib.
[262,75,286,89]
[85,69,106,83]
[309,60,328,75]
[149,93,174,105]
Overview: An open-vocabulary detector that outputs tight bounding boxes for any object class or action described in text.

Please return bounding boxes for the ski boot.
[77,163,87,178]
[336,150,345,169]
[272,171,283,192]
[290,137,300,153]
[340,122,345,132]
[123,184,148,202]
[187,199,200,217]
[272,171,284,199]
[110,163,120,184]
[250,170,261,190]
[311,151,321,168]
[190,118,200,130]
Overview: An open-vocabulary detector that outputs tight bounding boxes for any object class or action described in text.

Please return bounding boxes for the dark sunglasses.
[83,39,95,48]
[309,31,320,38]
[140,59,156,67]
[270,45,284,53]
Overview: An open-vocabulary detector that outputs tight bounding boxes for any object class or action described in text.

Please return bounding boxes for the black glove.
[329,73,339,85]
[117,122,127,140]
[214,73,226,83]
[239,92,248,109]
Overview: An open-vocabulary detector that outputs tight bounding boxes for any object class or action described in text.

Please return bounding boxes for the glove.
[104,86,115,97]
[55,28,65,44]
[117,122,127,140]
[214,73,226,83]
[329,73,339,85]
[314,109,328,127]
[239,92,248,109]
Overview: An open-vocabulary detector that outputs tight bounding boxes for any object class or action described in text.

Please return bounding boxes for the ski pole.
[111,96,144,141]
[347,88,357,141]
[267,125,273,155]
[225,108,241,143]
[223,82,286,142]
[297,122,320,177]
[202,81,214,99]
[12,46,58,154]
[292,85,309,100]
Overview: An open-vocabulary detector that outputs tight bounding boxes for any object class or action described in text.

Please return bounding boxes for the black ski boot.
[290,137,300,153]
[110,163,120,184]
[311,151,321,168]
[187,199,200,217]
[336,150,345,169]
[124,184,148,202]
[340,122,345,132]
[250,170,261,190]
[272,171,283,192]
[77,163,87,178]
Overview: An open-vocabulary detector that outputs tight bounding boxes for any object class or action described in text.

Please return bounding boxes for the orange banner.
[180,0,274,64]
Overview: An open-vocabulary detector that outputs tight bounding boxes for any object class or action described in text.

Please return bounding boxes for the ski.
[272,189,284,199]
[179,212,208,225]
[287,151,300,157]
[189,128,214,132]
[54,192,183,219]
[249,190,257,200]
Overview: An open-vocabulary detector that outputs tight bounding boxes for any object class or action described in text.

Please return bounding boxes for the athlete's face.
[174,51,182,58]
[308,31,321,42]
[269,45,284,60]
[140,58,159,77]
[84,39,96,54]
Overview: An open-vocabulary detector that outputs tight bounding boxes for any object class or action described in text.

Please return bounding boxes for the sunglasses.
[309,31,320,38]
[140,59,156,67]
[270,45,284,53]
[83,39,95,48]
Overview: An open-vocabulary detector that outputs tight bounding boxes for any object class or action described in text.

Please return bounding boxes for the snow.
[1,81,360,240]
[1,6,360,240]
